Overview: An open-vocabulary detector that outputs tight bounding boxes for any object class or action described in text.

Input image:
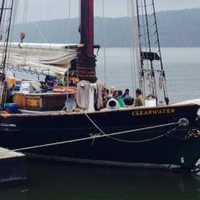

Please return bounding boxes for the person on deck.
[109,86,116,99]
[122,89,130,99]
[45,75,58,89]
[117,90,126,108]
[102,88,109,108]
[68,71,80,87]
[122,89,134,107]
[135,88,144,107]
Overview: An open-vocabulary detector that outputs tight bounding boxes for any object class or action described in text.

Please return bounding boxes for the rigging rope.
[101,0,107,85]
[151,0,169,104]
[135,0,145,94]
[127,0,135,94]
[13,117,187,152]
[103,124,182,144]
[17,0,29,66]
[84,112,189,143]
[0,0,14,107]
[30,0,49,44]
[7,0,19,68]
[140,0,151,96]
[34,23,49,44]
[65,0,71,43]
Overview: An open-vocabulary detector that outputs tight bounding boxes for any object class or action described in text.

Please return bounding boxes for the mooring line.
[13,119,186,152]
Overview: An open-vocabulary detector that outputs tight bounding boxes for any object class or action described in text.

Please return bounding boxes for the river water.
[2,160,200,200]
[97,48,200,103]
[1,48,200,199]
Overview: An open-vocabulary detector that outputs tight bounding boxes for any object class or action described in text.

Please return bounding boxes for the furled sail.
[0,42,82,77]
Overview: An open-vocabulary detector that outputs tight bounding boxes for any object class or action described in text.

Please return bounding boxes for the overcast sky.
[14,0,200,23]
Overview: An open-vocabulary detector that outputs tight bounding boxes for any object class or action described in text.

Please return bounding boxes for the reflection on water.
[1,160,200,200]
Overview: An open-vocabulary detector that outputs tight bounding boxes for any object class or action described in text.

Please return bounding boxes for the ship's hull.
[0,104,200,170]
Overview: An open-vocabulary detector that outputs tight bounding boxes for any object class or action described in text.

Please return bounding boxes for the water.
[96,48,200,103]
[1,48,200,199]
[10,48,200,103]
[1,161,200,200]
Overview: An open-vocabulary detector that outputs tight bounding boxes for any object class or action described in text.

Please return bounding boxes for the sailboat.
[0,0,200,172]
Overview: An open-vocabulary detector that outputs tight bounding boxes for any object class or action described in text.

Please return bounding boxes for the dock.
[0,147,26,183]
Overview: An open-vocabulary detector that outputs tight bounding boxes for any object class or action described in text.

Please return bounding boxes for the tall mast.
[0,0,5,26]
[77,0,97,82]
[143,0,157,98]
[0,0,14,108]
[136,0,169,105]
[152,0,169,104]
[136,0,145,94]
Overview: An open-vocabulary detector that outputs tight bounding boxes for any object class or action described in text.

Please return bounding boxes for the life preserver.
[106,98,119,109]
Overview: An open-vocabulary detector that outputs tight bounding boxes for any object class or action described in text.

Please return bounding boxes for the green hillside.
[11,8,200,47]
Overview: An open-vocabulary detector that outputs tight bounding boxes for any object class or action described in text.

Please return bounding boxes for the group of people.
[102,87,145,110]
[64,77,147,112]
[44,73,146,110]
[5,69,148,112]
[43,73,146,111]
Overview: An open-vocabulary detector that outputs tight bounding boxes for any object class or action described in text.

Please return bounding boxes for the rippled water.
[1,48,200,199]
[1,160,200,200]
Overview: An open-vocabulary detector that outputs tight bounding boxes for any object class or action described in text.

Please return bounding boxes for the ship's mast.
[152,0,169,105]
[136,0,169,105]
[143,0,157,98]
[77,0,97,82]
[135,0,145,94]
[0,0,14,108]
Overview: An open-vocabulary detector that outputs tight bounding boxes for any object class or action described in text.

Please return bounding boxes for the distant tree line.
[11,8,200,47]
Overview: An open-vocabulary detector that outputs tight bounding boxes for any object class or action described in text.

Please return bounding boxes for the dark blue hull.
[0,104,200,170]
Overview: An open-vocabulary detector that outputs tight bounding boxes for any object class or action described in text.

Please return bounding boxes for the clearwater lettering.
[132,108,175,116]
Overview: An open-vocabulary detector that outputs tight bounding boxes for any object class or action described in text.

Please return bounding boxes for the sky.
[14,0,200,23]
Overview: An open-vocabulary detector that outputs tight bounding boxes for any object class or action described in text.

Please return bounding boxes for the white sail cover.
[0,42,82,77]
